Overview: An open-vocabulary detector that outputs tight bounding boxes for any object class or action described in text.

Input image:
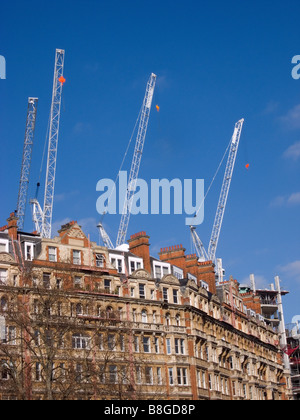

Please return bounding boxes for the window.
[145,367,153,384]
[74,276,82,289]
[1,361,9,380]
[43,273,50,289]
[168,368,174,385]
[129,258,143,274]
[0,270,7,285]
[0,297,7,312]
[163,288,168,302]
[136,366,142,384]
[134,335,139,352]
[141,309,148,323]
[25,242,34,261]
[152,311,157,323]
[8,327,16,345]
[173,289,178,304]
[154,337,159,353]
[35,363,42,381]
[166,338,171,354]
[143,336,150,353]
[0,240,8,253]
[73,250,81,265]
[150,289,154,300]
[72,334,91,350]
[132,309,137,322]
[110,257,123,273]
[163,266,169,276]
[48,247,57,262]
[130,287,135,297]
[175,338,185,354]
[75,364,83,383]
[109,365,117,383]
[157,367,162,385]
[177,368,188,386]
[139,284,145,299]
[95,254,104,267]
[104,279,111,292]
[76,303,83,315]
[154,265,161,278]
[120,335,125,352]
[130,261,135,273]
[180,339,185,355]
[108,334,116,351]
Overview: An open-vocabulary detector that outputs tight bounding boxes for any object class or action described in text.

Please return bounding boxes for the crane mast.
[116,73,157,247]
[31,49,65,238]
[207,118,244,262]
[16,97,38,231]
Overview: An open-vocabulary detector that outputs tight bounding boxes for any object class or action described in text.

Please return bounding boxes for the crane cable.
[35,112,51,199]
[100,104,143,223]
[194,136,232,219]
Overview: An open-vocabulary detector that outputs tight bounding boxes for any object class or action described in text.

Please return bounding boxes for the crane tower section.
[31,49,65,238]
[43,49,65,239]
[116,73,157,247]
[17,97,38,231]
[207,118,244,262]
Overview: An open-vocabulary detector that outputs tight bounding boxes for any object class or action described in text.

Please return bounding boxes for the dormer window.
[25,242,34,261]
[0,240,9,253]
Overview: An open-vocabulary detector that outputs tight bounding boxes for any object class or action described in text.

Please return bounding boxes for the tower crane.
[16,97,38,231]
[116,73,157,247]
[31,49,65,238]
[191,118,244,265]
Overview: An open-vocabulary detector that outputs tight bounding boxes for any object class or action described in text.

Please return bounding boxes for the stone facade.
[0,214,291,400]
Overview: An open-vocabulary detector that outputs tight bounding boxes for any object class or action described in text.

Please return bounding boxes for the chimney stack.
[7,212,18,240]
[128,231,151,274]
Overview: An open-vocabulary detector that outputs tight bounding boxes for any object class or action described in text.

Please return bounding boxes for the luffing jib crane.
[16,97,38,231]
[31,49,65,238]
[208,118,244,262]
[191,118,244,264]
[190,225,208,261]
[97,222,114,249]
[116,73,157,247]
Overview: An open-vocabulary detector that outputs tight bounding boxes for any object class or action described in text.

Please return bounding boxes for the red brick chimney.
[186,254,216,294]
[7,212,18,240]
[159,245,186,274]
[128,231,151,274]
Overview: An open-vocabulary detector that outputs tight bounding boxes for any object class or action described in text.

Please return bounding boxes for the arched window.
[76,303,82,315]
[175,314,181,326]
[141,309,148,323]
[165,313,171,326]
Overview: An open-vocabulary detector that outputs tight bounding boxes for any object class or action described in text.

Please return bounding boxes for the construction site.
[0,48,296,400]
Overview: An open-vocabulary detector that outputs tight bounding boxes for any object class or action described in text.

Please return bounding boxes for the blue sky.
[0,0,300,323]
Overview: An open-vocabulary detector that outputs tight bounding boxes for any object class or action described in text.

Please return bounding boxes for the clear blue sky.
[1,0,299,323]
